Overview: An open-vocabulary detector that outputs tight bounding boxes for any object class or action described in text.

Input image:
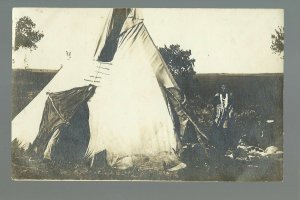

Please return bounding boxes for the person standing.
[213,84,234,155]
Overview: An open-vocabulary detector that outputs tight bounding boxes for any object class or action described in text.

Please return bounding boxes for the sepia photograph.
[11,8,283,181]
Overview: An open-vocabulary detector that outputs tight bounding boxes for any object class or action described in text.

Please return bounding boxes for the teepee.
[12,8,208,168]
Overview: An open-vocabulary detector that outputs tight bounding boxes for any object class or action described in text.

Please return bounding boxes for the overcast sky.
[12,8,283,73]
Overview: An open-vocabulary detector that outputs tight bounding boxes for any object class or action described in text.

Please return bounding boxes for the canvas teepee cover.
[12,8,208,168]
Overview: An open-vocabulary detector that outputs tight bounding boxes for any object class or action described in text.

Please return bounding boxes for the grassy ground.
[11,145,282,181]
[11,70,283,181]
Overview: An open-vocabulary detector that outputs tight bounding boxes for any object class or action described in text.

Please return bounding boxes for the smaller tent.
[23,85,96,164]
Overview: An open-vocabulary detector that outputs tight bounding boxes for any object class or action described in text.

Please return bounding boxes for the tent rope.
[47,94,69,125]
[164,88,209,159]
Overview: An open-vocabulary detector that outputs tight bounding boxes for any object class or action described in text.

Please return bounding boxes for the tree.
[270,26,284,59]
[14,16,44,51]
[159,44,196,94]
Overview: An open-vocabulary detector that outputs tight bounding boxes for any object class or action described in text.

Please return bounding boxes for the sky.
[12,8,284,74]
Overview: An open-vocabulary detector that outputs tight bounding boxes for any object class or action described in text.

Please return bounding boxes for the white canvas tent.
[12,8,208,169]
